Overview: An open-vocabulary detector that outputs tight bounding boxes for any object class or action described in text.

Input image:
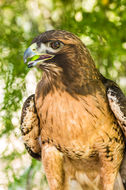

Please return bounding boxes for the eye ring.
[50,41,61,49]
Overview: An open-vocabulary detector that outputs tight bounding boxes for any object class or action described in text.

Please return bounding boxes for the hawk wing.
[21,94,41,160]
[102,77,126,187]
[105,81,126,136]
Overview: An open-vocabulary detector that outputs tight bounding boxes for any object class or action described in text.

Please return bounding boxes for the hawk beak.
[24,43,54,68]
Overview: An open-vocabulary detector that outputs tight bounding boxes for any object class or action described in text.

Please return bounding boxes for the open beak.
[24,43,54,68]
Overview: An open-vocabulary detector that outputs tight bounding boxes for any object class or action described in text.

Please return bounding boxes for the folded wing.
[21,94,41,160]
[103,78,126,188]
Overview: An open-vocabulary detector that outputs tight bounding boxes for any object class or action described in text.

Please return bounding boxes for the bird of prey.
[21,30,126,190]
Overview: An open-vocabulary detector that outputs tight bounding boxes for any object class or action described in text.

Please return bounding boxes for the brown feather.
[21,94,41,160]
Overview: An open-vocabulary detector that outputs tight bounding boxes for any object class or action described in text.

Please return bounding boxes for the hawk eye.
[50,41,61,49]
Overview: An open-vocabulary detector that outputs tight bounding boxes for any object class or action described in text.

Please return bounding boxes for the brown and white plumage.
[21,94,41,160]
[104,78,126,189]
[21,30,126,190]
[106,81,126,136]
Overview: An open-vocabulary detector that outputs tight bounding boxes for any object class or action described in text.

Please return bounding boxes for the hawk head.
[24,30,100,93]
[24,30,83,67]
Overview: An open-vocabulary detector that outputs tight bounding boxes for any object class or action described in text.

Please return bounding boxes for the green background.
[0,0,126,189]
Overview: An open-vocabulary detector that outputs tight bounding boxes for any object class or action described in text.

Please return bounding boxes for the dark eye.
[50,41,61,49]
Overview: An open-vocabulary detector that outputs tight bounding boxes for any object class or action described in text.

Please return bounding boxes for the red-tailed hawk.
[21,30,126,190]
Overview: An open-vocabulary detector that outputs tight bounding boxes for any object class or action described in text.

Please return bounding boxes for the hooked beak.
[24,43,54,68]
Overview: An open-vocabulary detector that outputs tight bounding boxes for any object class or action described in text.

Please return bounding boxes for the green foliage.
[0,0,126,189]
[8,159,46,190]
